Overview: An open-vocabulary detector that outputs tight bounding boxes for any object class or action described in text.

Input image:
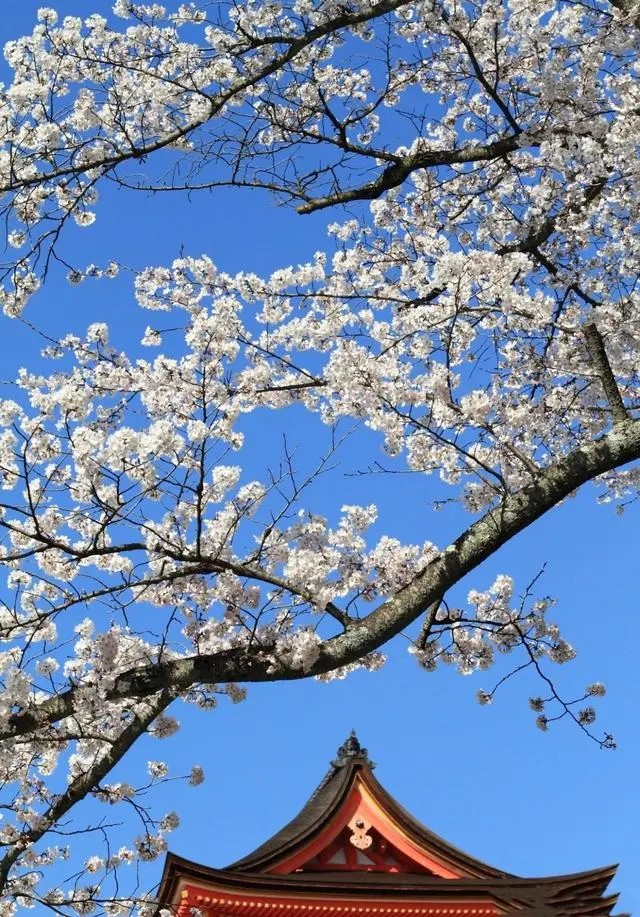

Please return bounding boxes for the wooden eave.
[158,853,620,917]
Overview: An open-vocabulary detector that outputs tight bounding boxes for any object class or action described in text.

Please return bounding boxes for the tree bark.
[4,418,639,743]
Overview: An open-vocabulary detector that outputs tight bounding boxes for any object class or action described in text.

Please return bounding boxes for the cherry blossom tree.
[0,0,639,912]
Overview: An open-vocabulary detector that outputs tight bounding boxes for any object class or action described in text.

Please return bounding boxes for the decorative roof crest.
[331,730,375,768]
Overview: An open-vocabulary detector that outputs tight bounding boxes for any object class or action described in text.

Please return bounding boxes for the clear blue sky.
[0,3,638,915]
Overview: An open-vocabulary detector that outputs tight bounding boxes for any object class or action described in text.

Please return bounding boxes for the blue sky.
[0,2,638,915]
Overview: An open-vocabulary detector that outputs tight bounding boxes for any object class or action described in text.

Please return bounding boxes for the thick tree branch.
[583,323,630,425]
[4,418,640,743]
[0,690,175,895]
[0,0,414,196]
[319,418,640,665]
[296,136,524,213]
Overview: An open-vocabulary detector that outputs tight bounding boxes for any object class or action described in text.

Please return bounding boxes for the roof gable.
[228,733,507,879]
[268,768,461,876]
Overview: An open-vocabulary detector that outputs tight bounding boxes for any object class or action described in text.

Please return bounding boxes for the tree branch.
[0,690,175,896]
[0,0,415,195]
[297,135,524,213]
[583,323,629,425]
[4,418,640,743]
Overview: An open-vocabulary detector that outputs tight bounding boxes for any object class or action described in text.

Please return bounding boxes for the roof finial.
[332,730,374,768]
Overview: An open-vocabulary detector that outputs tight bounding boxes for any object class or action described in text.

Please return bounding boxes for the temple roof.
[228,732,509,877]
[157,733,623,917]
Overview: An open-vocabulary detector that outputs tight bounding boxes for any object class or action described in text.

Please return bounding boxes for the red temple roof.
[157,733,623,917]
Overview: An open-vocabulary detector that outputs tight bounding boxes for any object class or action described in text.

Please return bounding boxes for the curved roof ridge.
[228,740,511,877]
[227,756,360,871]
[358,765,511,879]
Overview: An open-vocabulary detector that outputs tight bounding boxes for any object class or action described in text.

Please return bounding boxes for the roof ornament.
[331,730,375,768]
[347,813,373,849]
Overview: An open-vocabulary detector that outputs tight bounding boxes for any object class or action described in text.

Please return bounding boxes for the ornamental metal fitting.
[332,730,375,768]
